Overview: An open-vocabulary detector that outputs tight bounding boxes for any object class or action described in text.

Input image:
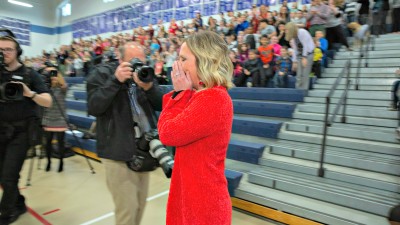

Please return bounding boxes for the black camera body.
[0,53,24,102]
[129,58,155,83]
[127,129,174,178]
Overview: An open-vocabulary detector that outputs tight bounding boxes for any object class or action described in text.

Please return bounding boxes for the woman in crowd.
[41,67,68,172]
[285,22,315,90]
[158,31,233,225]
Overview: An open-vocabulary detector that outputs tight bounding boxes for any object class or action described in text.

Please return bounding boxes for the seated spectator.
[277,22,290,47]
[315,30,329,67]
[194,12,203,31]
[244,27,257,49]
[259,19,277,38]
[238,43,249,64]
[292,10,307,28]
[311,38,323,78]
[235,15,250,34]
[229,50,243,85]
[169,18,179,35]
[258,35,275,87]
[226,34,238,51]
[274,46,293,88]
[150,37,161,54]
[291,2,300,12]
[270,36,282,56]
[235,50,260,87]
[389,69,400,110]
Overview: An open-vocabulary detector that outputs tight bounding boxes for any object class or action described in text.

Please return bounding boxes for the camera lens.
[138,67,155,83]
[4,83,23,100]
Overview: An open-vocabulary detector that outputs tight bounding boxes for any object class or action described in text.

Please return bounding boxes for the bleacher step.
[234,183,389,225]
[278,130,400,156]
[335,50,400,59]
[316,78,396,86]
[269,142,400,175]
[304,96,390,107]
[248,168,397,216]
[307,90,390,100]
[297,104,397,119]
[293,111,397,128]
[313,84,391,91]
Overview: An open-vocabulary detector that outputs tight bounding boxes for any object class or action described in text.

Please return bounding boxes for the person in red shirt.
[257,35,275,87]
[169,18,179,35]
[158,31,233,225]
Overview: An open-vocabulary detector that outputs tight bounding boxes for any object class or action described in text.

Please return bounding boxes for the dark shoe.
[46,161,51,172]
[0,205,27,225]
[58,161,63,173]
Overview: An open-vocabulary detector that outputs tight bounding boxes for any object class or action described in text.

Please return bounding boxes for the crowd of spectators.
[22,0,400,90]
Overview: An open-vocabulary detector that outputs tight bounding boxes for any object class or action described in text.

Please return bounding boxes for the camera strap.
[127,82,152,137]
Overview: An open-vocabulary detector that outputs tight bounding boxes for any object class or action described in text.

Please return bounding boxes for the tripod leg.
[57,132,65,173]
[26,147,35,186]
[36,145,42,170]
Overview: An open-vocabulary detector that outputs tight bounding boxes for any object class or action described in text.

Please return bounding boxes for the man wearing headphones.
[0,34,52,225]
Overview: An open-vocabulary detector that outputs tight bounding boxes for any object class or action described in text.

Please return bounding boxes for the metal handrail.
[355,33,375,90]
[318,60,351,177]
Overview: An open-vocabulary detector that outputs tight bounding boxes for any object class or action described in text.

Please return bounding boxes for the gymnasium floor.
[4,154,277,225]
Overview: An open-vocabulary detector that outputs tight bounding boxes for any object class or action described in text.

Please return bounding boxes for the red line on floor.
[27,207,52,225]
[42,209,60,216]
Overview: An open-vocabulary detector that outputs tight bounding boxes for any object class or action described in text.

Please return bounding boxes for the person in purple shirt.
[285,22,315,90]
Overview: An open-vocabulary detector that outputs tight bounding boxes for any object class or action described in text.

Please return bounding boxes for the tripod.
[26,86,96,186]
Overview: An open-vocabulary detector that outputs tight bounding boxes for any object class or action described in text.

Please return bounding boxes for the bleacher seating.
[224,169,243,196]
[229,87,306,102]
[227,140,265,164]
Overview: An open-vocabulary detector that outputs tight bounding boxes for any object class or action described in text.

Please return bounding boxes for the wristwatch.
[30,91,37,99]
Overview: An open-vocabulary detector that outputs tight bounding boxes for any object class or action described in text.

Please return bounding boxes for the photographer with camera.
[40,66,68,173]
[86,42,163,225]
[0,34,52,225]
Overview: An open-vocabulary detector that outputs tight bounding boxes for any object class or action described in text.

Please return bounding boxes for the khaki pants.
[102,158,150,225]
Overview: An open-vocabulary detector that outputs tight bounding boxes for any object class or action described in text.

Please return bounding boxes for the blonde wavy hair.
[184,31,234,89]
[285,22,299,42]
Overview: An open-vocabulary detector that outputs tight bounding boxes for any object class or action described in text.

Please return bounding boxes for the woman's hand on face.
[171,61,192,91]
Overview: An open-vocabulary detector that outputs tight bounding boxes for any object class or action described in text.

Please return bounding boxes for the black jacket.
[242,59,261,74]
[86,62,163,161]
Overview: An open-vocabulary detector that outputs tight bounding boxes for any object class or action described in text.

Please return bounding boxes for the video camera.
[39,61,58,88]
[127,129,174,178]
[129,58,155,83]
[0,52,24,102]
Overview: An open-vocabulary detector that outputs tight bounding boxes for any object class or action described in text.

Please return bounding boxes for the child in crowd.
[274,46,292,88]
[235,50,260,87]
[238,43,249,64]
[312,38,323,79]
[315,30,329,67]
[164,45,177,85]
[230,50,243,85]
[257,35,275,87]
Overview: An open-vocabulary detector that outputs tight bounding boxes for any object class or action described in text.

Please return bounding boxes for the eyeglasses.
[0,48,16,53]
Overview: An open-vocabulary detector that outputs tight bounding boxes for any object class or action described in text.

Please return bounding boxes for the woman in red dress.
[158,31,234,225]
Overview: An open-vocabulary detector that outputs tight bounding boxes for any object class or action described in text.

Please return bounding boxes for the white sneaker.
[246,82,252,87]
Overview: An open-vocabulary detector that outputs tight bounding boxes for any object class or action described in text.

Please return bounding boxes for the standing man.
[307,0,330,36]
[86,42,163,225]
[0,32,52,225]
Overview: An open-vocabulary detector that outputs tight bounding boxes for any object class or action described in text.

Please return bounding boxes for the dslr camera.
[129,58,155,83]
[127,129,174,178]
[0,52,24,102]
[40,61,58,87]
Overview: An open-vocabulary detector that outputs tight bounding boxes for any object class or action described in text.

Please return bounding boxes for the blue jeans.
[274,73,289,88]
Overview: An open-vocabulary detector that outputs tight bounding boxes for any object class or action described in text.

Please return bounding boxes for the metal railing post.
[342,62,351,123]
[319,97,330,177]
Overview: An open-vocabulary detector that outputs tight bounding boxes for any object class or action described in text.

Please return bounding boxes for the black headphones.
[0,29,23,57]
